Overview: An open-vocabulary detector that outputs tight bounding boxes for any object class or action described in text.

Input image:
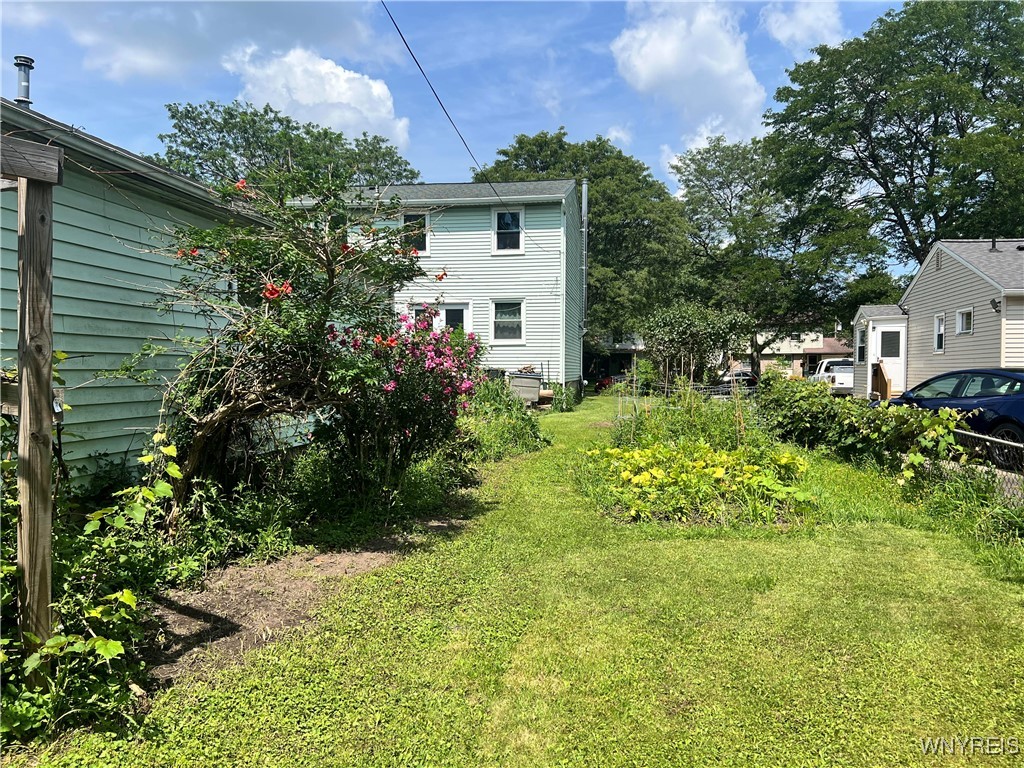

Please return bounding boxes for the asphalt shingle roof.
[937,239,1024,291]
[353,180,576,204]
[857,304,904,319]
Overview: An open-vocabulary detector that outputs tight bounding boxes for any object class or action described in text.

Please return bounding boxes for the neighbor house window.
[956,307,974,335]
[934,314,945,352]
[402,213,428,254]
[493,209,524,253]
[492,300,524,342]
[855,327,866,363]
[789,332,802,342]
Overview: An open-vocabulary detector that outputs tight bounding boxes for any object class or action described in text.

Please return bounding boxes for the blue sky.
[2,1,897,189]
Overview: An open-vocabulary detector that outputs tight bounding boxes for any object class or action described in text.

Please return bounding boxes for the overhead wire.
[379,0,563,258]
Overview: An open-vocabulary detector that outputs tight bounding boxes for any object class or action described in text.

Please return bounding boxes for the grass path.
[31,398,1024,767]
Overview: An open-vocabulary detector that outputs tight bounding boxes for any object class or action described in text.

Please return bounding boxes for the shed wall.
[1,167,220,464]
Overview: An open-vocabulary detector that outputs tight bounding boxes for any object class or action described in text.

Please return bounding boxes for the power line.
[379,0,561,257]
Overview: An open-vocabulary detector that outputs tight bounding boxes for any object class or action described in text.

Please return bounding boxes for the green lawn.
[23,398,1024,767]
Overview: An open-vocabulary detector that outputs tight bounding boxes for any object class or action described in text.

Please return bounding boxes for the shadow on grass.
[293,487,497,555]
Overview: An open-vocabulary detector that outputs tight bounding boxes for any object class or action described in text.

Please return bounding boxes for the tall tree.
[474,129,692,341]
[152,101,420,196]
[671,136,882,374]
[767,0,1024,265]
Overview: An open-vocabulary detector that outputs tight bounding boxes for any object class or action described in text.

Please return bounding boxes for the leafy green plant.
[549,382,580,413]
[460,379,549,462]
[580,442,814,524]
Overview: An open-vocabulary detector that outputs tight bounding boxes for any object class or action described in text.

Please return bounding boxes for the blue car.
[886,368,1024,465]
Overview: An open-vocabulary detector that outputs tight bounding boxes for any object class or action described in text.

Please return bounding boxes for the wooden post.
[3,134,63,657]
[16,177,54,649]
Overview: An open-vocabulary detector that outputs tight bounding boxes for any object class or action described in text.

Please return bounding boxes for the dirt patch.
[589,421,616,428]
[143,519,470,686]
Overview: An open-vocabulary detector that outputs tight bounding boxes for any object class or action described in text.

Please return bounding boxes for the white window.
[956,307,974,335]
[855,327,866,364]
[491,300,524,343]
[934,314,945,352]
[440,303,470,333]
[789,331,802,342]
[492,208,524,254]
[402,213,428,255]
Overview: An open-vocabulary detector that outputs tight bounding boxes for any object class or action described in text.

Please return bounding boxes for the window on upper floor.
[493,209,524,254]
[855,327,866,363]
[789,332,802,342]
[402,213,428,255]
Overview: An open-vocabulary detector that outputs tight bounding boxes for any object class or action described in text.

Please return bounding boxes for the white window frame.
[855,327,867,364]
[492,208,525,255]
[438,301,471,333]
[402,212,430,257]
[490,299,526,345]
[934,313,945,353]
[956,307,974,335]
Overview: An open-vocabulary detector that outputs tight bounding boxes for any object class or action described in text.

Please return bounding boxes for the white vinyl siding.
[1004,296,1024,367]
[393,201,571,381]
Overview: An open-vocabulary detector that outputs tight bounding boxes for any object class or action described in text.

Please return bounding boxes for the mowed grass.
[23,398,1024,767]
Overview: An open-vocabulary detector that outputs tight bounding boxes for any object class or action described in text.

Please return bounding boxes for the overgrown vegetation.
[459,379,549,462]
[18,399,1024,768]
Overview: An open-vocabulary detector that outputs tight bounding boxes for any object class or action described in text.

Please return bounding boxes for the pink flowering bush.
[309,307,483,504]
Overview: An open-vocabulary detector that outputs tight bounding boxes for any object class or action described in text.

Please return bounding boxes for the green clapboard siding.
[1,162,225,467]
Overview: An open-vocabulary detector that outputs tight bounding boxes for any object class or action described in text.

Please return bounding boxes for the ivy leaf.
[83,519,101,534]
[159,444,178,457]
[137,454,155,465]
[165,462,183,479]
[125,502,146,523]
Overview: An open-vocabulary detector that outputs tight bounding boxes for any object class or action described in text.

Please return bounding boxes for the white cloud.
[607,125,633,146]
[760,0,844,60]
[223,46,410,148]
[611,2,766,142]
[3,2,387,82]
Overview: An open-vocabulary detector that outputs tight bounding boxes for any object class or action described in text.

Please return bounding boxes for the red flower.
[342,243,354,254]
[281,280,292,295]
[176,249,185,257]
[385,335,398,348]
[262,282,281,300]
[435,269,447,282]
[190,248,199,256]
[373,334,384,345]
[235,178,247,190]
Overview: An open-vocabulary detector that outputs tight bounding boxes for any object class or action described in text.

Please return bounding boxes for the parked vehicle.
[706,370,758,396]
[807,358,854,395]
[883,368,1024,468]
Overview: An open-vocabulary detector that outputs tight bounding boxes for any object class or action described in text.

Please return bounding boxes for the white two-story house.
[375,180,585,386]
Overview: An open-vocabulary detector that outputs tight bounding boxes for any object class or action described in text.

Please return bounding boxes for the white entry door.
[874,323,906,394]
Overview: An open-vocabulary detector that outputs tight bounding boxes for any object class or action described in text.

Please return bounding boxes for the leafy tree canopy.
[639,302,753,383]
[671,135,883,373]
[767,0,1024,265]
[152,100,420,198]
[474,128,692,340]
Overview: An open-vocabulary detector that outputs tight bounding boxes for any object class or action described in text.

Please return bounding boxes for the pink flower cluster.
[326,304,481,418]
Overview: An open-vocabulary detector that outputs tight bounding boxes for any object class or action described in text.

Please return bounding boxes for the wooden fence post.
[16,177,54,650]
[3,134,64,658]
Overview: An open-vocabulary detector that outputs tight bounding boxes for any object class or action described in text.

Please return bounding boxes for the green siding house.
[1,98,240,466]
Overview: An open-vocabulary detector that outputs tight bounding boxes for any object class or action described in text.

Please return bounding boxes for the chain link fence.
[952,429,1024,505]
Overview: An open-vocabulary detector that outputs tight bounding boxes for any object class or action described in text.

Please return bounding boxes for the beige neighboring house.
[852,238,1024,399]
[755,332,851,377]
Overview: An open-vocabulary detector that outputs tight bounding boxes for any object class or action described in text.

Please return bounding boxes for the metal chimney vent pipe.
[14,55,34,107]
